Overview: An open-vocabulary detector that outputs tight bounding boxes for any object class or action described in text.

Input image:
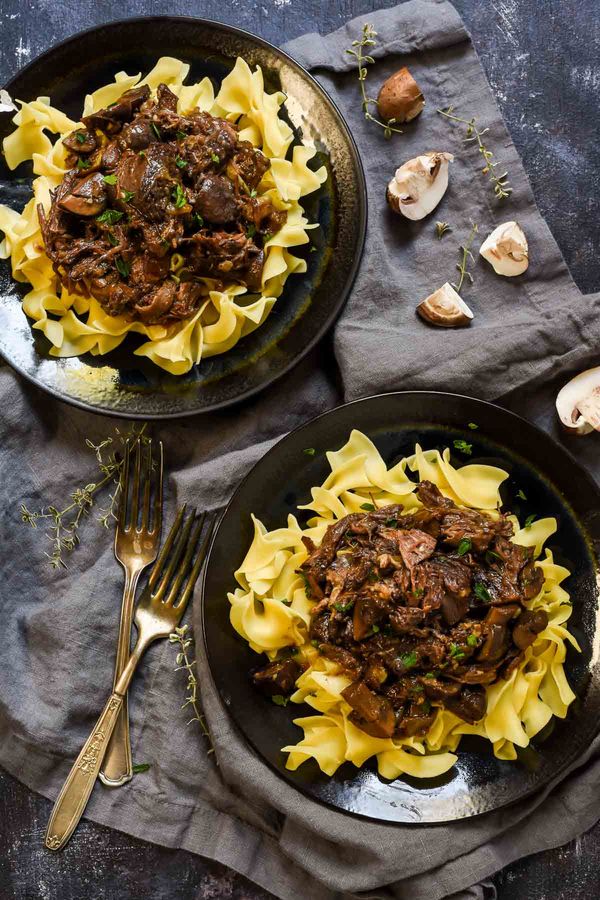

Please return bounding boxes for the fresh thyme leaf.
[271,694,289,707]
[132,763,151,774]
[176,130,186,140]
[467,633,478,647]
[453,439,473,455]
[346,23,403,138]
[457,537,472,556]
[76,158,91,170]
[75,132,86,144]
[303,447,316,456]
[211,152,220,164]
[246,223,257,239]
[474,582,491,603]
[517,489,527,500]
[151,122,162,140]
[121,190,135,202]
[360,502,375,511]
[524,514,537,529]
[468,422,478,430]
[437,106,512,200]
[451,222,478,294]
[103,174,117,185]
[400,650,418,669]
[96,208,124,225]
[107,231,119,247]
[194,213,204,228]
[175,156,186,169]
[115,257,130,278]
[435,221,451,239]
[172,183,187,209]
[169,625,213,751]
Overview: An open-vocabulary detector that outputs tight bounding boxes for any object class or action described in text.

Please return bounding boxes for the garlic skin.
[479,221,529,277]
[377,67,425,124]
[416,282,474,328]
[387,152,453,221]
[556,367,600,435]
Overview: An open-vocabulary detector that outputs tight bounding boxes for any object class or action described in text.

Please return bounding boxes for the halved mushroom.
[377,67,425,124]
[416,282,473,328]
[479,221,529,277]
[387,152,453,221]
[556,367,600,435]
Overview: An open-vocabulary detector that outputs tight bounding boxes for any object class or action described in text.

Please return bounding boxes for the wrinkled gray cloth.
[1,3,600,900]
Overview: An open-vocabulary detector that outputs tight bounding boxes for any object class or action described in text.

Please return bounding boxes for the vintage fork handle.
[99,567,141,787]
[45,691,124,851]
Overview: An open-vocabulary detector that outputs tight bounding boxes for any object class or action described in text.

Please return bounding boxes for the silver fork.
[45,506,214,852]
[99,437,163,788]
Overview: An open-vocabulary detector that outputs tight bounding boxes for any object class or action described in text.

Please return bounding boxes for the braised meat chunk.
[39,82,287,326]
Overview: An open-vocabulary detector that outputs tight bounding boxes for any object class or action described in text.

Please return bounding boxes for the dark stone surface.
[0,0,598,897]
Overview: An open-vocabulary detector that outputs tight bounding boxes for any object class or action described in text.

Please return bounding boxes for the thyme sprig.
[435,221,452,239]
[451,222,479,293]
[20,424,147,568]
[437,106,512,200]
[169,625,214,755]
[346,24,403,139]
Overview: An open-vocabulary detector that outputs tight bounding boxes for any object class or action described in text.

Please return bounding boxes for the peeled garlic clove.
[556,367,600,435]
[479,221,529,277]
[416,282,474,328]
[377,67,425,124]
[387,151,453,221]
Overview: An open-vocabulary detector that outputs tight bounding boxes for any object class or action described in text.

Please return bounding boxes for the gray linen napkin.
[1,2,600,899]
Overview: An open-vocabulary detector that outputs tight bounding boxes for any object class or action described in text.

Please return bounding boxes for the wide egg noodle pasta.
[228,432,579,779]
[0,57,327,375]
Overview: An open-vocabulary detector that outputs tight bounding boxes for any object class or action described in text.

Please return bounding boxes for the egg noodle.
[228,430,579,779]
[0,57,326,375]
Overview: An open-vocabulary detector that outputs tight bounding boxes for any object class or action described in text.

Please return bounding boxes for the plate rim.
[200,389,600,824]
[0,14,367,419]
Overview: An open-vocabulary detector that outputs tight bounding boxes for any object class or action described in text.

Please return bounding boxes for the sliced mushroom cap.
[377,67,425,124]
[556,366,600,435]
[57,171,107,217]
[387,151,453,221]
[416,282,474,328]
[479,221,529,277]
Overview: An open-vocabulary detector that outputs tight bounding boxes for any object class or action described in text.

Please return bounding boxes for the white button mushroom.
[387,152,453,221]
[556,367,600,435]
[479,221,529,277]
[416,282,474,328]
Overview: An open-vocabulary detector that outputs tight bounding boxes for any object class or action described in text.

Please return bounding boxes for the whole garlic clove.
[387,152,453,221]
[377,67,425,124]
[556,367,600,435]
[479,221,529,277]
[416,282,474,327]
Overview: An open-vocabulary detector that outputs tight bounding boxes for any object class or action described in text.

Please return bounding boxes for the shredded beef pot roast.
[38,83,287,326]
[252,480,547,740]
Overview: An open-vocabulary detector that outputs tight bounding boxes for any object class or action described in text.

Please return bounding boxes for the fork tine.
[148,504,186,589]
[118,440,131,530]
[141,439,152,531]
[153,441,164,536]
[153,511,196,601]
[130,439,142,530]
[164,512,206,606]
[174,515,216,614]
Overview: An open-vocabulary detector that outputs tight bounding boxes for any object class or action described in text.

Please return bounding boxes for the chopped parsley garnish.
[333,599,354,613]
[524,514,537,529]
[370,624,380,635]
[449,643,466,660]
[311,639,320,648]
[102,174,117,185]
[172,183,188,208]
[151,122,162,140]
[467,633,478,647]
[422,700,432,714]
[176,130,186,140]
[132,763,151,774]
[303,447,316,456]
[175,156,186,169]
[360,502,375,511]
[194,213,204,228]
[76,158,91,170]
[453,439,472,455]
[413,587,424,599]
[96,209,124,225]
[474,582,491,603]
[211,152,220,164]
[485,549,502,565]
[516,489,527,500]
[107,231,119,247]
[467,422,478,430]
[263,231,272,242]
[250,188,257,197]
[75,132,86,144]
[246,223,257,239]
[121,190,135,202]
[115,257,130,278]
[107,101,118,108]
[457,537,472,556]
[385,517,398,527]
[424,672,435,679]
[400,650,418,670]
[271,695,289,707]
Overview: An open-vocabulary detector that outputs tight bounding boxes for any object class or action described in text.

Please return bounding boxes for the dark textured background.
[1,0,598,897]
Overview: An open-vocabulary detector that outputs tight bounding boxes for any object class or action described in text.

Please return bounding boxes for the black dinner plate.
[200,391,600,824]
[0,17,366,419]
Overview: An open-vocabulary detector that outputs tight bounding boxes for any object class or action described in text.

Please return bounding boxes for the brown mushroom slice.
[252,658,301,697]
[416,282,474,328]
[512,609,548,650]
[377,67,425,124]
[556,367,600,435]
[82,84,151,132]
[342,681,396,738]
[57,172,107,217]
[445,685,487,723]
[62,129,98,154]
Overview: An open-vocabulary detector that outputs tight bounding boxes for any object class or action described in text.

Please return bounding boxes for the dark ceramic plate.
[201,391,600,823]
[0,17,366,419]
